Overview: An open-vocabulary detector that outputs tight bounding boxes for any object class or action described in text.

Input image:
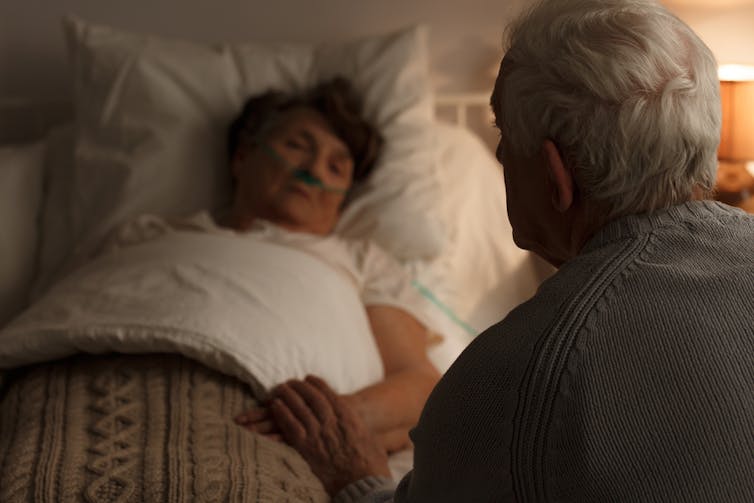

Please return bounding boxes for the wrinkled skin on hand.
[238,375,391,495]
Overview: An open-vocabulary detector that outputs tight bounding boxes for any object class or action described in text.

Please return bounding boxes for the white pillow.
[0,141,45,327]
[33,17,442,295]
[424,122,549,332]
[33,125,76,298]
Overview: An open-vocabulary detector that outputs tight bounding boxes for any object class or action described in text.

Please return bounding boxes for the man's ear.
[542,140,574,213]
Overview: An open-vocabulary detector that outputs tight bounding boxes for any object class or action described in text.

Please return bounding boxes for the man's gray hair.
[493,0,721,217]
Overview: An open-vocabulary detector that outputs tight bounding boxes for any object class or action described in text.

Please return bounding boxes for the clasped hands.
[234,375,391,495]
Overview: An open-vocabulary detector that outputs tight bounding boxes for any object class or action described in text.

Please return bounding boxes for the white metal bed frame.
[0,92,493,144]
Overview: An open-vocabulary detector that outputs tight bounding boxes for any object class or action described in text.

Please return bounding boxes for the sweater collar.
[582,200,746,253]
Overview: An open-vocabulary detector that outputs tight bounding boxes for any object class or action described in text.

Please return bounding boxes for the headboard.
[0,93,498,156]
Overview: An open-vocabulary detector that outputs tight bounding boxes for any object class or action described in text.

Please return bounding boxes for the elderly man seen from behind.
[261,1,754,501]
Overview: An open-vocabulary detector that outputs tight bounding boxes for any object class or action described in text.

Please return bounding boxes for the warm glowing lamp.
[716,64,754,210]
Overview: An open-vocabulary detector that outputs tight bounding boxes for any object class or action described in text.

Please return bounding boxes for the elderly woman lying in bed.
[221,78,442,452]
[0,77,444,473]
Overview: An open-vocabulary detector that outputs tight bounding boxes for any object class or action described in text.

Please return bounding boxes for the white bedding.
[0,230,388,398]
[0,16,552,485]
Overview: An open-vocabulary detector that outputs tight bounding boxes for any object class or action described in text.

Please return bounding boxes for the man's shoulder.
[446,232,648,379]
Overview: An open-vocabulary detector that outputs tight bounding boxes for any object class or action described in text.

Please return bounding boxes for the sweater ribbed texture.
[348,201,754,502]
[333,476,396,503]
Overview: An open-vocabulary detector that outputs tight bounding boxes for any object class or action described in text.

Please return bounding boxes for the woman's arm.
[235,305,440,453]
[342,305,440,452]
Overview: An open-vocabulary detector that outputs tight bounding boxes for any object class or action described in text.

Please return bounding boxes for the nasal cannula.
[257,140,349,194]
[412,280,478,337]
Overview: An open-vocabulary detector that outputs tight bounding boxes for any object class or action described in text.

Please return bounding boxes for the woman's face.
[232,107,354,235]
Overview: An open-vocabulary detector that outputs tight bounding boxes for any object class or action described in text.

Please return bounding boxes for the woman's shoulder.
[330,233,403,274]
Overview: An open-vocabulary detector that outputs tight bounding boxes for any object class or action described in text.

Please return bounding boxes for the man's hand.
[268,375,392,496]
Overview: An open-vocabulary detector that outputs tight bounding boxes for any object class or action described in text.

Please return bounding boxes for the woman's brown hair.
[228,77,383,184]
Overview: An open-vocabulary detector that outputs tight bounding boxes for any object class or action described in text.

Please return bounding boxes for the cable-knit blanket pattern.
[0,354,329,503]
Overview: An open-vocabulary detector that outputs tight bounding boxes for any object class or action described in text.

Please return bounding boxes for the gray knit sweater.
[336,201,754,502]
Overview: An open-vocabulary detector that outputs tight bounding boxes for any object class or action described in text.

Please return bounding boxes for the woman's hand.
[234,405,282,442]
[267,375,391,496]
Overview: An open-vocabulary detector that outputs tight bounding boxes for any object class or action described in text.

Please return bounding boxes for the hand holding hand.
[268,375,391,496]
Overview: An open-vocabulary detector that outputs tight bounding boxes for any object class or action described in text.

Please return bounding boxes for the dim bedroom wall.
[2,0,754,142]
[0,0,528,142]
[663,0,754,67]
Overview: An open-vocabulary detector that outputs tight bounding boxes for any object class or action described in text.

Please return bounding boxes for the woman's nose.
[306,151,329,178]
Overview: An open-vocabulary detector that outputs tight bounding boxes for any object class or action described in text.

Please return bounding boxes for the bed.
[0,17,548,502]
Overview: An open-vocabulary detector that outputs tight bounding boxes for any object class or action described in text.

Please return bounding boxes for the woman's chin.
[273,209,325,235]
[266,196,339,235]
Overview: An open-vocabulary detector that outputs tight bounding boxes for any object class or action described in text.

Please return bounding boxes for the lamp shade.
[719,66,754,162]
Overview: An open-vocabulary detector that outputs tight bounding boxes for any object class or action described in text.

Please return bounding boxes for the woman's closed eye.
[329,162,345,177]
[329,158,354,180]
[285,139,308,151]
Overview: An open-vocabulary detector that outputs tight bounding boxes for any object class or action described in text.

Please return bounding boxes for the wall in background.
[664,0,754,67]
[0,0,533,142]
[0,1,527,98]
[2,0,754,143]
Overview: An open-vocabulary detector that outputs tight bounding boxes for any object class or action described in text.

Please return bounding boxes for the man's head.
[227,78,382,235]
[491,0,721,265]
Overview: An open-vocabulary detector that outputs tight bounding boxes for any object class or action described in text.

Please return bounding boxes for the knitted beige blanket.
[0,354,329,503]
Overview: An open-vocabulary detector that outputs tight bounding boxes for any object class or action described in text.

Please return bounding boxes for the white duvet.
[0,231,386,397]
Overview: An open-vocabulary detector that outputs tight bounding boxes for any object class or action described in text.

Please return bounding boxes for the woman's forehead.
[277,108,337,138]
[271,107,353,161]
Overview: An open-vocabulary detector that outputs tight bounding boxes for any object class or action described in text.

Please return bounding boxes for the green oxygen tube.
[411,280,478,337]
[257,141,348,194]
